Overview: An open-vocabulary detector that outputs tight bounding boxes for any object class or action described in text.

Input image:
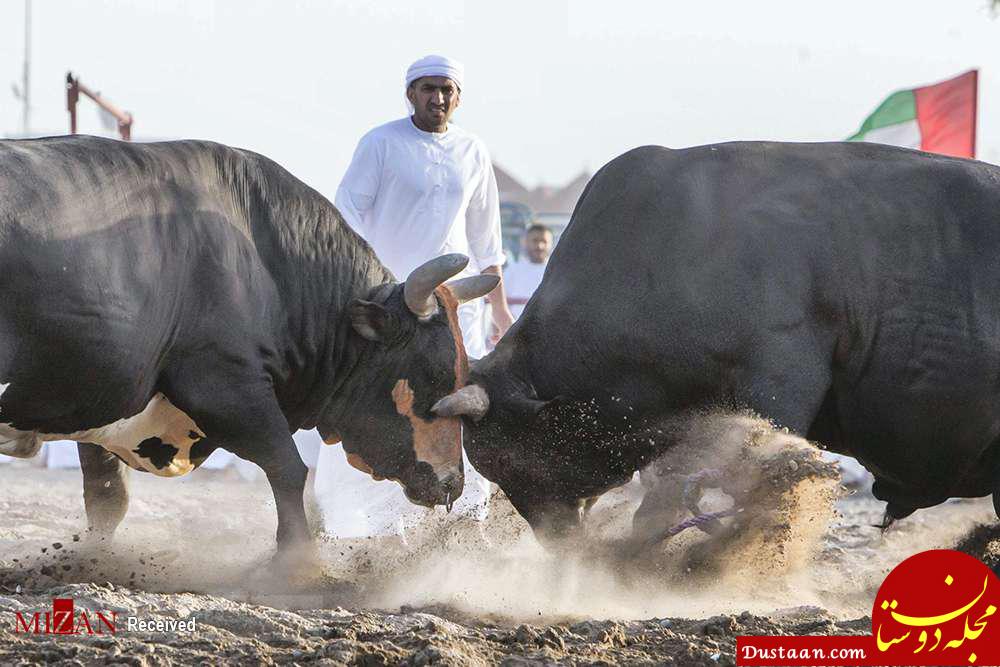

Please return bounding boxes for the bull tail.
[993,454,1000,519]
[876,502,916,533]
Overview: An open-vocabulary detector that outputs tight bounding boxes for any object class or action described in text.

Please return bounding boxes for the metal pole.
[74,78,132,140]
[64,71,133,141]
[22,0,31,135]
[67,73,78,135]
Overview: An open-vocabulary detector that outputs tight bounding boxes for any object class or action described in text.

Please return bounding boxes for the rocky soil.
[0,446,996,666]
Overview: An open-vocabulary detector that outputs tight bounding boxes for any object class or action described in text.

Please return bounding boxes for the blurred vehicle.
[500,201,534,263]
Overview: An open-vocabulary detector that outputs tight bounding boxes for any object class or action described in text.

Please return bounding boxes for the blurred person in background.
[502,223,553,320]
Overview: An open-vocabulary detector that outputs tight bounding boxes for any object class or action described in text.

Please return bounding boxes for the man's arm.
[465,144,514,343]
[334,132,383,240]
[481,264,514,345]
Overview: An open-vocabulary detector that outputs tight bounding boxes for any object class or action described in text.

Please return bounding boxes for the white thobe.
[315,116,505,538]
[333,117,506,280]
[503,259,548,320]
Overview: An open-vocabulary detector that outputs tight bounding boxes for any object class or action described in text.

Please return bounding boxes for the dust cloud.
[0,412,994,622]
[333,412,847,621]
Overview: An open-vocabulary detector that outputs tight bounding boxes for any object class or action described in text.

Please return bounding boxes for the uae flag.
[848,69,978,158]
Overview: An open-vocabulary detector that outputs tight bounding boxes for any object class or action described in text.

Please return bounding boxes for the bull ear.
[536,395,570,422]
[349,299,396,342]
[509,394,569,423]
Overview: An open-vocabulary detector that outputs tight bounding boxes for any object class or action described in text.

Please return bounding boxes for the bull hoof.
[242,545,323,594]
[268,542,323,585]
[80,527,117,550]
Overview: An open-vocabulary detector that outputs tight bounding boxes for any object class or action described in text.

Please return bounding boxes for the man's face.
[523,230,553,264]
[407,76,461,132]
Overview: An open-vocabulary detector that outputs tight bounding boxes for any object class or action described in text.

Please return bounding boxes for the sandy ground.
[0,447,998,666]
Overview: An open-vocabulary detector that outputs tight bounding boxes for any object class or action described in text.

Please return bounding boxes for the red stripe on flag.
[914,70,977,158]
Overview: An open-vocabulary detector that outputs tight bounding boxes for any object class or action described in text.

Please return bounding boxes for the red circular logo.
[872,549,1000,665]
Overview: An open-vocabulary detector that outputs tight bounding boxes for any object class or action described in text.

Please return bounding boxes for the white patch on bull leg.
[0,383,44,458]
[56,394,206,477]
[0,389,205,477]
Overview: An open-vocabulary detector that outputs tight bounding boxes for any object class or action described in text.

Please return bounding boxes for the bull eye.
[415,394,440,421]
[413,365,454,399]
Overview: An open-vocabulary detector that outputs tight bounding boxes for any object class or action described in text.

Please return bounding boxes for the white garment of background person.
[314,58,508,539]
[503,258,547,320]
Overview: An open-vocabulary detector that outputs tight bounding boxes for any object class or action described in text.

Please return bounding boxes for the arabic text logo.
[872,549,998,665]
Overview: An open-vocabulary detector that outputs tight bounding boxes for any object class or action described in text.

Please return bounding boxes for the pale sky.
[1,0,997,201]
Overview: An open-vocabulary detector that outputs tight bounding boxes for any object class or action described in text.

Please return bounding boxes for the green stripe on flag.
[847,89,916,141]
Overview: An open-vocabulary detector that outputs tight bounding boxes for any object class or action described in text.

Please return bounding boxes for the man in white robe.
[314,55,514,538]
[503,223,553,320]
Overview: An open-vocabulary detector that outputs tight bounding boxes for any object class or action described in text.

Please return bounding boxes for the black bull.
[458,141,1000,539]
[0,136,496,562]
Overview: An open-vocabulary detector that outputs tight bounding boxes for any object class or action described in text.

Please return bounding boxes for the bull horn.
[446,275,500,304]
[404,253,469,319]
[431,384,490,421]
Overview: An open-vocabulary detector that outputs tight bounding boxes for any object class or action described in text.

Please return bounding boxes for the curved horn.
[404,253,470,319]
[431,384,490,421]
[445,275,500,304]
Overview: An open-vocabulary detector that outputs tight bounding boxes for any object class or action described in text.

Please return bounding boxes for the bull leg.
[739,336,836,438]
[161,360,316,574]
[78,441,130,542]
[237,434,314,558]
[506,491,585,551]
[632,472,687,547]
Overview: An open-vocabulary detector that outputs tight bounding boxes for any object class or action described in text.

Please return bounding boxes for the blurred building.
[493,163,590,216]
[493,163,590,262]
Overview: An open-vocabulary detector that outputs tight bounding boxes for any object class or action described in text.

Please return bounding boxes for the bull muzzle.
[402,464,464,509]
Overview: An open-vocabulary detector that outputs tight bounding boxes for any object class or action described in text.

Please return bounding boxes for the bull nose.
[402,471,464,508]
[440,470,464,503]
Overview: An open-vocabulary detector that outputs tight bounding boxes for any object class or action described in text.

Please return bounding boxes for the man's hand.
[481,265,514,345]
[489,301,515,345]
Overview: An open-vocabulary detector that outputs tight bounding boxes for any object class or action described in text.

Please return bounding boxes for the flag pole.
[22,0,31,135]
[971,69,978,159]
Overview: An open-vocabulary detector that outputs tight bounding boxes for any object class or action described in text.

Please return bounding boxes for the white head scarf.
[404,55,464,115]
[405,54,465,90]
